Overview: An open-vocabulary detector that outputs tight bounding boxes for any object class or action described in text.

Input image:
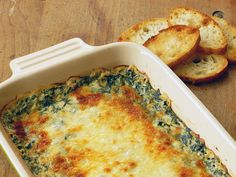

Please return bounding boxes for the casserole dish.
[0,38,235,177]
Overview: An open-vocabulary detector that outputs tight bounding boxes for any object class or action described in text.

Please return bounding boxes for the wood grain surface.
[0,0,236,176]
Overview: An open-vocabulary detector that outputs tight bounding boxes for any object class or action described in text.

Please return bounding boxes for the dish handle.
[9,38,94,76]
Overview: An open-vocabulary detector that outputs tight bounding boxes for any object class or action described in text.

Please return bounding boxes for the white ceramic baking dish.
[0,38,235,177]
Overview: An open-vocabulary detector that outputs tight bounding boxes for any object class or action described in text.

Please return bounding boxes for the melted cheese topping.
[1,66,229,177]
[17,86,210,177]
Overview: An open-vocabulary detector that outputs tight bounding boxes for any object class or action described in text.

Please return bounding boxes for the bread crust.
[168,7,227,54]
[144,25,200,68]
[174,54,228,84]
[198,44,227,55]
[212,16,236,64]
[118,18,168,44]
[179,65,228,84]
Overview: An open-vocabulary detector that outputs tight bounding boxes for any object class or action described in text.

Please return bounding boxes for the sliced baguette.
[118,18,168,44]
[143,25,200,68]
[168,7,227,54]
[174,54,228,84]
[212,16,236,63]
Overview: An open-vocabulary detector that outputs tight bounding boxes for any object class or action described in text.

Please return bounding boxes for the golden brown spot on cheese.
[37,131,51,152]
[128,161,137,169]
[196,159,204,168]
[65,147,109,169]
[77,93,102,106]
[69,125,83,133]
[113,161,120,166]
[76,173,86,177]
[21,120,34,126]
[67,153,83,162]
[200,172,213,177]
[121,161,138,172]
[39,116,49,124]
[21,112,42,127]
[53,155,69,172]
[157,144,167,152]
[29,129,37,135]
[121,86,140,101]
[180,167,194,177]
[144,122,179,158]
[19,113,49,138]
[123,167,128,172]
[110,121,125,131]
[52,154,87,177]
[110,97,146,119]
[67,148,87,162]
[54,146,118,176]
[104,167,112,173]
[73,88,103,108]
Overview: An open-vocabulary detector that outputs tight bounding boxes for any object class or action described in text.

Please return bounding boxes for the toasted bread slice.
[174,54,228,84]
[143,25,200,68]
[168,7,227,54]
[212,16,236,64]
[118,18,168,44]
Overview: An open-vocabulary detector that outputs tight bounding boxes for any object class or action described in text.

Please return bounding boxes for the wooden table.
[0,0,235,176]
